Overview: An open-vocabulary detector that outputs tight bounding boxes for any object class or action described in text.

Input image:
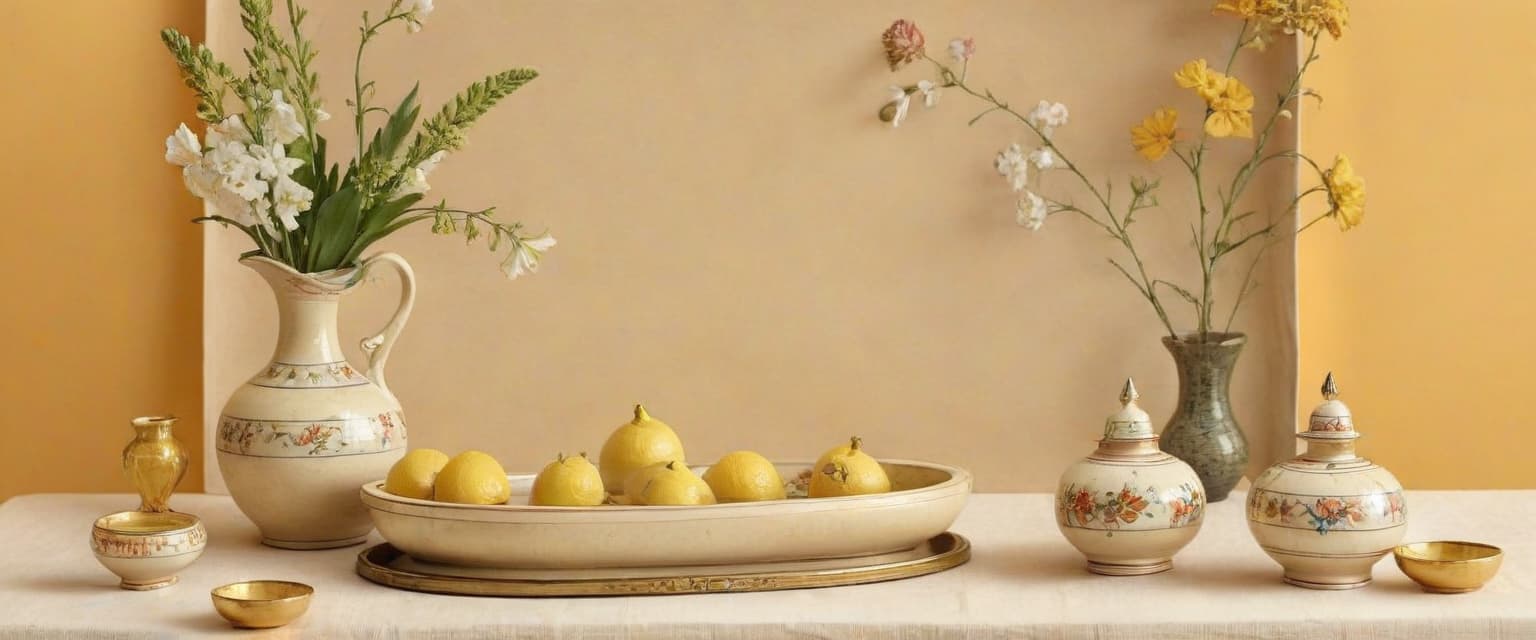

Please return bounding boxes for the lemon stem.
[633,404,649,423]
[849,436,862,451]
[666,460,678,471]
[556,452,566,463]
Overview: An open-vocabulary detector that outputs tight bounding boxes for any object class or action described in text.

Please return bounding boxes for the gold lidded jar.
[122,416,189,513]
[1247,372,1407,589]
[1055,379,1206,575]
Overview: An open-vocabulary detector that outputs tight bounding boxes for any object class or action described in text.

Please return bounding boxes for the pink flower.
[881,20,926,71]
[948,37,975,62]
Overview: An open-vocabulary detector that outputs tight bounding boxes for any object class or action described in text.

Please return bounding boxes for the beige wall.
[203,1,1298,492]
[0,1,205,502]
[1299,0,1536,488]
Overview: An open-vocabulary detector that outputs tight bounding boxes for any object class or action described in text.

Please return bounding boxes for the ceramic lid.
[1102,378,1155,441]
[1302,372,1359,441]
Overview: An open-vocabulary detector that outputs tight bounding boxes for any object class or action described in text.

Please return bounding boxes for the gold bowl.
[1394,541,1504,593]
[90,511,206,590]
[210,580,314,628]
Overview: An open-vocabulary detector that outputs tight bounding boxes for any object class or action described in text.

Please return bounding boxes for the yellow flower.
[1203,76,1254,138]
[1213,0,1260,18]
[1317,0,1348,39]
[1130,108,1178,161]
[1269,0,1349,39]
[1174,59,1226,103]
[1323,154,1365,230]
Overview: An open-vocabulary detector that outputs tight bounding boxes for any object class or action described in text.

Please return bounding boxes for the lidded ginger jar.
[1056,379,1206,575]
[1247,373,1406,589]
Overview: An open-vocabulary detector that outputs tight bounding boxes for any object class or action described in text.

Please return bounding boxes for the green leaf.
[341,193,425,266]
[366,84,420,164]
[305,186,362,271]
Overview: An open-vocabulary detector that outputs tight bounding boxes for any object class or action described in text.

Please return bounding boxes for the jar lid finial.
[1120,378,1139,405]
[1103,377,1154,440]
[1303,371,1357,440]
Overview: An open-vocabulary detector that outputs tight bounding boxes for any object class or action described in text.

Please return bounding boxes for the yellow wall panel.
[0,1,205,502]
[1299,0,1535,488]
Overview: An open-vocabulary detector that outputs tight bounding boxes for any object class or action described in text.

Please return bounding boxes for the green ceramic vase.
[1159,332,1249,502]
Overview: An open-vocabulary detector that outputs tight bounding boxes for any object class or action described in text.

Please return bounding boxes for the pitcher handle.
[358,252,416,405]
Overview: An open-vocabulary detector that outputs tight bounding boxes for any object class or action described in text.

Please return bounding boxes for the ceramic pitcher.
[216,254,412,549]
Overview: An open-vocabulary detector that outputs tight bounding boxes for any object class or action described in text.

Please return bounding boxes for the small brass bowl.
[1394,541,1504,594]
[211,580,314,629]
[90,511,206,590]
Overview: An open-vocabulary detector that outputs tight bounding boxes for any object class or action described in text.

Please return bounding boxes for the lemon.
[530,452,605,506]
[808,436,891,498]
[599,404,687,494]
[703,451,786,502]
[383,448,450,499]
[622,461,672,501]
[632,461,716,506]
[433,451,512,505]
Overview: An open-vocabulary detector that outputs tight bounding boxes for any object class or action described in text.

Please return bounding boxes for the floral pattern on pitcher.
[1059,481,1204,534]
[1248,489,1407,535]
[251,361,368,388]
[217,411,405,457]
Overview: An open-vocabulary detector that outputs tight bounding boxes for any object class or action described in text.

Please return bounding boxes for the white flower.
[205,115,251,147]
[1016,191,1047,230]
[1028,147,1057,171]
[886,86,911,128]
[916,80,940,108]
[503,232,556,280]
[209,186,257,225]
[313,107,331,122]
[272,175,314,231]
[204,143,267,202]
[994,143,1028,192]
[249,143,304,180]
[265,91,306,145]
[182,162,220,199]
[164,123,202,167]
[393,151,447,198]
[403,0,434,32]
[948,37,975,62]
[1026,100,1070,137]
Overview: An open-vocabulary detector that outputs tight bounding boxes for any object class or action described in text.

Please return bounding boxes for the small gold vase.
[122,416,188,512]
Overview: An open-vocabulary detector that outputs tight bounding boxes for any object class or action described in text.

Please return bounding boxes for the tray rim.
[361,459,972,521]
[354,532,971,597]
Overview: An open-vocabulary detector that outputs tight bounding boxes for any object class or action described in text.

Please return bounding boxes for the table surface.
[0,491,1531,639]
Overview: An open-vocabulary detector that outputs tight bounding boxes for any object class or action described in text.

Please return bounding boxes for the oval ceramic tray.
[356,532,970,597]
[360,460,971,570]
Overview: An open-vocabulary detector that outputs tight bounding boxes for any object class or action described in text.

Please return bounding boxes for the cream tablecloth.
[0,491,1530,639]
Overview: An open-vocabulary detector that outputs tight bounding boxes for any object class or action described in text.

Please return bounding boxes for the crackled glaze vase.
[1247,373,1406,589]
[1160,332,1248,502]
[1056,379,1206,576]
[217,255,413,549]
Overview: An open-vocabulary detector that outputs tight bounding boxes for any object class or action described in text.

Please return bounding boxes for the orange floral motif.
[1104,488,1149,524]
[1384,493,1406,519]
[1068,488,1096,524]
[1059,482,1202,532]
[1250,489,1398,535]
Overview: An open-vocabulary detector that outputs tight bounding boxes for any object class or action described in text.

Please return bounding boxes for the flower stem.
[925,53,1178,338]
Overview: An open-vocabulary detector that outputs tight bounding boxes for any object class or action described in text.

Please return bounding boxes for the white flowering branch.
[878,8,1361,340]
[161,0,553,280]
[920,53,1180,338]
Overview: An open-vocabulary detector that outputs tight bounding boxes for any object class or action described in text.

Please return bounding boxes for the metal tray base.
[356,532,969,597]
